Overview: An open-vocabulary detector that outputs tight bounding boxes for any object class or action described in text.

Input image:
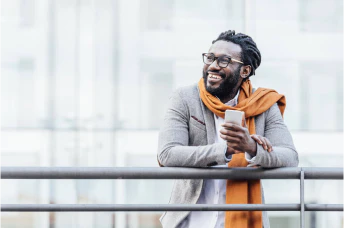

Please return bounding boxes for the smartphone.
[225,110,245,125]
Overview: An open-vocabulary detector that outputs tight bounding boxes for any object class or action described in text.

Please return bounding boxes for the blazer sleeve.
[246,103,299,167]
[157,88,228,167]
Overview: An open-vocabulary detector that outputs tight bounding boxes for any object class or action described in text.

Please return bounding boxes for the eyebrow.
[210,53,236,58]
[208,52,244,64]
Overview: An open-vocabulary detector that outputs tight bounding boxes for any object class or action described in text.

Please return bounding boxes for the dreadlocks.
[212,30,261,77]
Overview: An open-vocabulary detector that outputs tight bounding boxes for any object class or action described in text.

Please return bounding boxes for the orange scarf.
[198,78,286,228]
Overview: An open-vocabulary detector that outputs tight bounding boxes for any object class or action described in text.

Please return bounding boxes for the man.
[157,30,298,228]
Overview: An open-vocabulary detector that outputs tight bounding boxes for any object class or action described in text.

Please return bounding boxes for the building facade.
[1,0,343,227]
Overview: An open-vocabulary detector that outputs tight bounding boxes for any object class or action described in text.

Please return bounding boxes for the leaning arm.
[246,103,299,167]
[157,89,227,167]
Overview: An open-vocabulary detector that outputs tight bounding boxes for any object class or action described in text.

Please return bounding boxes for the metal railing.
[1,167,343,228]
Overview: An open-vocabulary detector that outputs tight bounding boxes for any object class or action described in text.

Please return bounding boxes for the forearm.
[158,143,228,167]
[246,142,299,167]
[244,102,299,168]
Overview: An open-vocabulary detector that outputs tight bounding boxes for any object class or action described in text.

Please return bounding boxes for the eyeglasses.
[202,53,244,68]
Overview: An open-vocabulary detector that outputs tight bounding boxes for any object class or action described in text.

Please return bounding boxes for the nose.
[208,59,221,71]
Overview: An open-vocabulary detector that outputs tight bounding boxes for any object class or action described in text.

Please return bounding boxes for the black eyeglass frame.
[202,53,244,68]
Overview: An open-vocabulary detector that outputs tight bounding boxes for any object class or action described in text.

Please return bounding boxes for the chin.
[207,81,221,90]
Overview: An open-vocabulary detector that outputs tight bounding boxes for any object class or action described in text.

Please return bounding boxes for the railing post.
[300,169,305,228]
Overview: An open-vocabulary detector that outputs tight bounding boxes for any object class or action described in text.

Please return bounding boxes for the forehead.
[208,40,242,59]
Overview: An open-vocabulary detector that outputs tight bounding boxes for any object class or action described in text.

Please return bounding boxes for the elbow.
[292,150,299,167]
[157,147,172,167]
[158,145,184,167]
[286,149,299,167]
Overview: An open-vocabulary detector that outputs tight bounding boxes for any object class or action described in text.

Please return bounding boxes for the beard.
[203,67,241,99]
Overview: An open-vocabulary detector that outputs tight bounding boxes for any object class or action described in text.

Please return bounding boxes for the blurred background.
[1,0,343,227]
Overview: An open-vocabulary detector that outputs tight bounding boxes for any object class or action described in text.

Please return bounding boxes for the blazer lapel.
[197,86,216,144]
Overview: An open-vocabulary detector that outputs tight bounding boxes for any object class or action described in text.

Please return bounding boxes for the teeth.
[209,74,221,79]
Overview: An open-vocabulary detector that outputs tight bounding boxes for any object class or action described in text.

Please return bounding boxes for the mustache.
[207,71,226,79]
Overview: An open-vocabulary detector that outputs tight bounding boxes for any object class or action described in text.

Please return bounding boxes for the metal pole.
[0,167,304,180]
[300,169,305,228]
[1,167,343,180]
[305,204,343,211]
[4,204,299,212]
[303,167,344,179]
[1,204,343,212]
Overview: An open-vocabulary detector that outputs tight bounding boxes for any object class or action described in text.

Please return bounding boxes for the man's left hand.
[220,121,257,157]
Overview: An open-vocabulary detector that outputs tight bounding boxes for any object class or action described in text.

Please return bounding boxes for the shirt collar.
[214,90,240,120]
[216,89,240,107]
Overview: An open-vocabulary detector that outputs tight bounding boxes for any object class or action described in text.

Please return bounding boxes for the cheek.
[203,65,208,73]
[223,68,232,77]
[224,66,239,77]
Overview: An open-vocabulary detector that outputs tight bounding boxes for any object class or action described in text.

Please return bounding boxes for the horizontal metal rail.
[2,167,342,219]
[2,204,342,212]
[1,167,342,179]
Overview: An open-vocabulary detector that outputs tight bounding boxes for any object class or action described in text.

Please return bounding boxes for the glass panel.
[139,59,174,129]
[94,0,118,129]
[300,61,343,131]
[299,0,343,33]
[250,61,301,130]
[1,130,45,228]
[140,0,175,31]
[17,58,36,127]
[1,0,20,26]
[54,0,78,129]
[269,216,299,228]
[19,0,35,27]
[175,0,244,32]
[1,63,19,128]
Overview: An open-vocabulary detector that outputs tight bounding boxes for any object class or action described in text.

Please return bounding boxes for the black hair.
[212,30,261,77]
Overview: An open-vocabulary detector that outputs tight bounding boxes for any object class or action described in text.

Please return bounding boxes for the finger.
[219,128,242,137]
[264,137,273,152]
[251,135,263,145]
[260,137,269,150]
[221,122,244,132]
[220,134,240,143]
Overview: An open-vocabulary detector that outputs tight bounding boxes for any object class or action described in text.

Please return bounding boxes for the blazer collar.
[197,86,216,144]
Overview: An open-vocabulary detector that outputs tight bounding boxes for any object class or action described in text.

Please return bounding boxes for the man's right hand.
[251,134,273,152]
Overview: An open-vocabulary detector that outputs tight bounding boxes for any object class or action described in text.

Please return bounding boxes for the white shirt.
[183,90,257,228]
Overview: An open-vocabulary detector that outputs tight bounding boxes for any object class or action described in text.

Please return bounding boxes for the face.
[202,40,244,99]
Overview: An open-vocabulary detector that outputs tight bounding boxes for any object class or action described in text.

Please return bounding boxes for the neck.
[218,86,240,104]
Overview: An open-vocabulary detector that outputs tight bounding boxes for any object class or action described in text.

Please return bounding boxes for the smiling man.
[157,30,298,228]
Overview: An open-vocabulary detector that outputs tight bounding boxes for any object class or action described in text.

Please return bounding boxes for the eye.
[206,55,214,61]
[219,58,230,64]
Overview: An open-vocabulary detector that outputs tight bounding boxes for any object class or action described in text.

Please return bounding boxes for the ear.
[240,65,251,79]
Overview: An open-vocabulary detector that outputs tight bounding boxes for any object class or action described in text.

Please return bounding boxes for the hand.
[251,134,273,152]
[220,121,257,157]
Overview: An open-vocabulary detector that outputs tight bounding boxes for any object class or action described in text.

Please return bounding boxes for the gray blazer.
[157,84,299,228]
